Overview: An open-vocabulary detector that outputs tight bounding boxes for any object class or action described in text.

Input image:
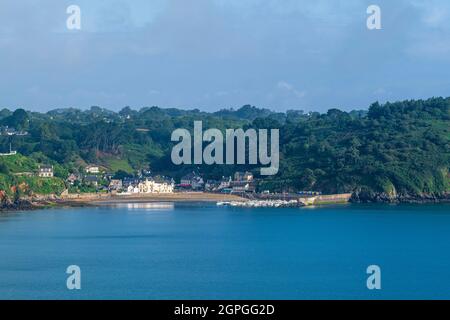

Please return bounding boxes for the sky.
[0,0,449,113]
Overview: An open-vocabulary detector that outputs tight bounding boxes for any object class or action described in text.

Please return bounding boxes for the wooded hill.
[0,97,448,201]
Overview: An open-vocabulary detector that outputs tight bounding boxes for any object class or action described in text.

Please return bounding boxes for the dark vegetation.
[0,97,448,201]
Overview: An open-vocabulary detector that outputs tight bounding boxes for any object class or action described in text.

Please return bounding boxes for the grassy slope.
[0,154,66,196]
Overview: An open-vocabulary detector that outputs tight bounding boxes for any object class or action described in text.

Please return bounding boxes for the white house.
[138,178,174,194]
[85,165,100,174]
[109,179,123,191]
[127,185,140,194]
[38,165,54,178]
[218,176,232,190]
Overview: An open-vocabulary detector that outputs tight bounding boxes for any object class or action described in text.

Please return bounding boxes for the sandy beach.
[62,192,246,205]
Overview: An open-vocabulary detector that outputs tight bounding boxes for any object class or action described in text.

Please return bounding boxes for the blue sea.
[0,202,449,300]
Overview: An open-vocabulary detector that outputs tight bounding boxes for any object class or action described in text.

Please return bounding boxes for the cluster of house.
[36,164,106,190]
[0,126,28,136]
[35,164,325,197]
[37,165,102,184]
[112,171,256,195]
[119,176,175,194]
[36,161,258,195]
[206,171,256,194]
[66,165,110,190]
[180,171,256,194]
[65,165,175,194]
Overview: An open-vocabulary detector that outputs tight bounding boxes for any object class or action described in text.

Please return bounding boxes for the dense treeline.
[0,98,448,200]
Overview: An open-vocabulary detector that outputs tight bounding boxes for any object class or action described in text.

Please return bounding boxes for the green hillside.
[0,154,66,197]
[0,97,448,202]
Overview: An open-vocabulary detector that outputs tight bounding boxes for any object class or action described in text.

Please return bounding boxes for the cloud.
[411,0,450,29]
[277,81,306,99]
[0,0,450,112]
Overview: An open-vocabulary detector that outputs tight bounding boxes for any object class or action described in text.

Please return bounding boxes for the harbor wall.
[298,193,352,205]
[313,193,352,205]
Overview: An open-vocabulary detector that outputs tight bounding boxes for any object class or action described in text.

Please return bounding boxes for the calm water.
[0,202,449,300]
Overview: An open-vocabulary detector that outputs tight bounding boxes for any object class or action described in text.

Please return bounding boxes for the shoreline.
[54,192,450,209]
[1,193,247,212]
[62,192,247,205]
[2,192,449,212]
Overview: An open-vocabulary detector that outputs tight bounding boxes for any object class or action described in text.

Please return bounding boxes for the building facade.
[38,165,54,178]
[138,178,174,194]
[180,172,204,190]
[85,165,100,174]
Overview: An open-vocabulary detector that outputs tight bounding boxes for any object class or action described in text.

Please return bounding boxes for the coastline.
[54,191,450,208]
[61,192,247,205]
[2,191,449,212]
[1,193,247,212]
[350,191,450,204]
